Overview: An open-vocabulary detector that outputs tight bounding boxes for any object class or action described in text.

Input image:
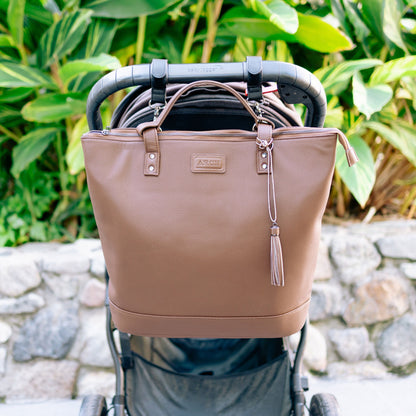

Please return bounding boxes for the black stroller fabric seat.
[126,345,292,416]
[130,337,285,375]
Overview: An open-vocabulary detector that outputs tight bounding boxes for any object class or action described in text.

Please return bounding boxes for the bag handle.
[137,80,274,176]
[137,80,272,134]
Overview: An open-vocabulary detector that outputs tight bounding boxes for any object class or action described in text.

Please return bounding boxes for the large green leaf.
[155,32,182,64]
[330,0,353,38]
[314,59,382,96]
[248,0,299,34]
[22,93,87,122]
[366,120,416,167]
[361,0,384,40]
[59,53,121,85]
[342,0,371,53]
[83,18,118,58]
[221,8,352,52]
[382,0,408,52]
[362,0,408,51]
[66,19,118,92]
[233,38,257,62]
[0,87,33,103]
[401,76,416,109]
[66,115,88,174]
[82,0,180,18]
[0,62,54,88]
[294,14,353,53]
[221,8,287,40]
[37,10,93,69]
[265,40,293,63]
[0,105,21,124]
[11,128,58,177]
[7,0,25,48]
[336,134,376,207]
[0,35,14,47]
[369,56,416,85]
[324,97,344,129]
[24,1,54,26]
[352,74,393,119]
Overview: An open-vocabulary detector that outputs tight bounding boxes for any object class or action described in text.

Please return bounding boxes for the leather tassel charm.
[256,122,284,286]
[271,223,284,286]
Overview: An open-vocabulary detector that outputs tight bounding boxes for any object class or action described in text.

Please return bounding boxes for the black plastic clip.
[119,332,134,370]
[150,59,168,106]
[246,56,263,102]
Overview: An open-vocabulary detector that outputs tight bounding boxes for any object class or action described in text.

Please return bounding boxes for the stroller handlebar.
[87,61,327,130]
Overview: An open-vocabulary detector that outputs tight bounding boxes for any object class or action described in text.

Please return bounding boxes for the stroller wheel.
[309,393,341,416]
[79,394,108,416]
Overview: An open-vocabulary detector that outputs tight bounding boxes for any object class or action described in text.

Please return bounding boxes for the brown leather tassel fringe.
[256,123,285,286]
[270,223,284,286]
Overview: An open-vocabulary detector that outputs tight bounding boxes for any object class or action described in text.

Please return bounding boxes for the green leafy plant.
[315,0,416,219]
[0,0,122,246]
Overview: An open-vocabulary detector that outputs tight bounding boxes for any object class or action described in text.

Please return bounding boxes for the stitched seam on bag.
[109,298,310,319]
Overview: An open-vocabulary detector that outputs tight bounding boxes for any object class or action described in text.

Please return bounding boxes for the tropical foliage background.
[1,0,415,246]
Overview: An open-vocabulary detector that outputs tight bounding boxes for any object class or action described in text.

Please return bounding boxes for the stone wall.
[0,220,415,402]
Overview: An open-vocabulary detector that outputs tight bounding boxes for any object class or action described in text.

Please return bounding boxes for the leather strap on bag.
[137,80,275,176]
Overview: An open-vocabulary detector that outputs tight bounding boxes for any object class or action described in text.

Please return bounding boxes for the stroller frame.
[84,58,331,416]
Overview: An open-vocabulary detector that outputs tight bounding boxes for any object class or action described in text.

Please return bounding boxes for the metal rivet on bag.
[261,163,268,169]
[261,152,267,159]
[149,153,156,160]
[149,165,155,172]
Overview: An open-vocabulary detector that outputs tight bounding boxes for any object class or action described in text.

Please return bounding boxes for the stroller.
[79,58,342,416]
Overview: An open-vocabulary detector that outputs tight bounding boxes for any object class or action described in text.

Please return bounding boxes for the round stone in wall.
[400,262,416,280]
[12,302,79,362]
[0,293,45,315]
[80,278,106,308]
[0,347,7,375]
[309,283,345,321]
[343,271,409,326]
[288,325,328,373]
[78,308,113,367]
[376,314,416,368]
[90,250,106,279]
[313,240,333,281]
[0,359,79,401]
[328,327,370,362]
[40,251,90,275]
[77,368,115,398]
[376,234,416,260]
[0,254,41,297]
[0,321,12,344]
[330,235,382,284]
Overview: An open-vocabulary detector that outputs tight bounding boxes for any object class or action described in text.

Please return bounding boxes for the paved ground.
[0,374,415,415]
[306,374,416,415]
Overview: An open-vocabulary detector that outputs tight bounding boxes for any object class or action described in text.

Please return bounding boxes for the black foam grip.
[86,61,326,130]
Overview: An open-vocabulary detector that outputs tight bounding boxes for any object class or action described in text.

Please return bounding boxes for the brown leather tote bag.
[82,81,357,338]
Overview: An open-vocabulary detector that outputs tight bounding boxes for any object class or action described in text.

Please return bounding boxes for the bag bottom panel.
[109,298,310,338]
